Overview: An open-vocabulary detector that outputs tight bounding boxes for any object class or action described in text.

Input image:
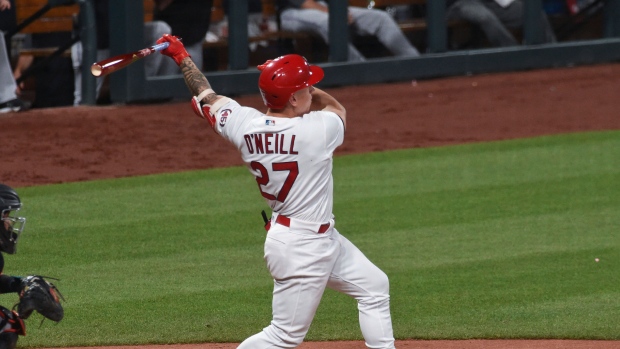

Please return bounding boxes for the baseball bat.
[90,42,170,77]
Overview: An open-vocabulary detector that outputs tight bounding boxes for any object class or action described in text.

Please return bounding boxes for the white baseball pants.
[238,217,396,349]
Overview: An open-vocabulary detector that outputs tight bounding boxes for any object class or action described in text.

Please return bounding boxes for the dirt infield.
[3,63,620,348]
[3,63,620,188]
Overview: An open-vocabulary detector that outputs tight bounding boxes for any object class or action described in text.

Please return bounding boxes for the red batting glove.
[157,34,190,66]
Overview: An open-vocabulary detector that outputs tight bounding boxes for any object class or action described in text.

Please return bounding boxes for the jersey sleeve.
[213,99,244,141]
[322,111,345,153]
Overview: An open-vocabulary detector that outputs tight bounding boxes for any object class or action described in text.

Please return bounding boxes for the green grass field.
[6,131,619,347]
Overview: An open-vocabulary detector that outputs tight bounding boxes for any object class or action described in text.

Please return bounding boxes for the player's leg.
[447,0,518,47]
[238,224,339,349]
[349,7,420,57]
[327,229,395,349]
[0,34,19,108]
[279,7,330,43]
[486,0,557,44]
[279,4,366,61]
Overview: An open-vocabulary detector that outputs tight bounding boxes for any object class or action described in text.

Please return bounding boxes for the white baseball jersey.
[210,98,345,223]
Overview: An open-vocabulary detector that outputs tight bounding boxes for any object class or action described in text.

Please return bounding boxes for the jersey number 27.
[250,161,299,203]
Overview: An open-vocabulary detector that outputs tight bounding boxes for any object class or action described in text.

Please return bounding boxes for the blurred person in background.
[13,32,75,108]
[277,0,420,62]
[446,0,556,47]
[0,0,29,113]
[207,0,278,52]
[71,0,177,105]
[153,0,213,71]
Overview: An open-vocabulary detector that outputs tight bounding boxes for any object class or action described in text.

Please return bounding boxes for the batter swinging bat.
[90,42,170,77]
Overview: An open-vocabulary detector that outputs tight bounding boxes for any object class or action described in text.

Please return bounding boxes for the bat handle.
[150,41,170,52]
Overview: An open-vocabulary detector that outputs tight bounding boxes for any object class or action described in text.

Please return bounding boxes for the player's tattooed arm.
[180,58,219,105]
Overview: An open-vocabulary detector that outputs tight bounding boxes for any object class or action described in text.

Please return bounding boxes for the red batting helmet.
[257,54,324,109]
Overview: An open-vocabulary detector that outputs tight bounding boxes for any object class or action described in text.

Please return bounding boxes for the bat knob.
[91,63,103,77]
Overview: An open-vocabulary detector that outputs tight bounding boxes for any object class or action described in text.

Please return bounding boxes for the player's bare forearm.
[311,88,335,109]
[312,88,347,126]
[179,57,218,104]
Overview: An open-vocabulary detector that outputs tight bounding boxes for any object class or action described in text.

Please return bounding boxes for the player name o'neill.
[244,133,299,155]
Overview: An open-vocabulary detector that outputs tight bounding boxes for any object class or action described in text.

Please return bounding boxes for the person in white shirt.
[447,0,557,47]
[156,33,398,349]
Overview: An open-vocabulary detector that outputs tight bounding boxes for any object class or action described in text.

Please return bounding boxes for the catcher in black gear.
[0,183,63,349]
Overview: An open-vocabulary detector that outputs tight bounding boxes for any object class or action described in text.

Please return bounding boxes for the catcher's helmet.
[0,184,26,254]
[257,54,324,109]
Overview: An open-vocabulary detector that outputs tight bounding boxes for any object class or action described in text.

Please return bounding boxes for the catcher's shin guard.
[0,307,25,337]
[0,332,19,349]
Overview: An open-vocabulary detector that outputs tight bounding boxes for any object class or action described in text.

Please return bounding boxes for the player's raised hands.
[156,34,190,66]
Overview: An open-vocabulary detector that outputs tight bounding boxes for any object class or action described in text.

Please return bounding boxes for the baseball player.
[157,34,396,349]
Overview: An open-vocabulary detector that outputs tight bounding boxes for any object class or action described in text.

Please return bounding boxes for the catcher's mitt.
[17,275,64,322]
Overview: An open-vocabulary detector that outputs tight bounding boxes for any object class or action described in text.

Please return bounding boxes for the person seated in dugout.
[446,0,557,47]
[276,0,421,62]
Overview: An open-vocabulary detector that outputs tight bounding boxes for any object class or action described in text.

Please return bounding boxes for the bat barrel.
[90,55,130,77]
[90,42,171,77]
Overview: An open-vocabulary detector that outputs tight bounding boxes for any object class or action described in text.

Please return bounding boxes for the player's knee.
[369,9,392,23]
[374,269,390,295]
[361,270,390,303]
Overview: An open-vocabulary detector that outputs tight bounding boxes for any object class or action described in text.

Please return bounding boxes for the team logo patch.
[219,109,231,127]
[265,119,275,126]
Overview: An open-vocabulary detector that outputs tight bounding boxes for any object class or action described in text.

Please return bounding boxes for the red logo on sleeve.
[219,109,231,127]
